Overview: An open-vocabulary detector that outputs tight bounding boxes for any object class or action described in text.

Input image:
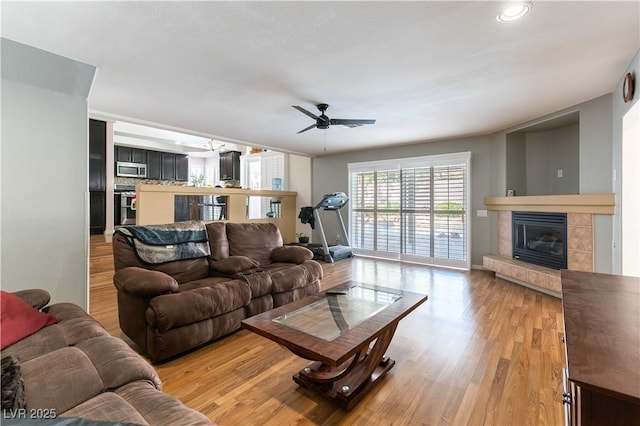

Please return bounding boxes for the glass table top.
[273,286,403,341]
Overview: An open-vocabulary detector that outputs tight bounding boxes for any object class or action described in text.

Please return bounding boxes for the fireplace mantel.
[483,193,614,215]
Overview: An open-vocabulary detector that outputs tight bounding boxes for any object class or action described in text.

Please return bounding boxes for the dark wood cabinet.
[220,151,241,181]
[115,145,188,182]
[115,146,146,164]
[175,154,188,181]
[161,152,176,180]
[131,148,146,163]
[146,150,162,180]
[115,146,131,162]
[561,270,640,426]
[89,120,106,192]
[89,119,106,234]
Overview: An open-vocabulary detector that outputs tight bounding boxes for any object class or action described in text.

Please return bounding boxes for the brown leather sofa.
[113,222,323,362]
[1,289,213,425]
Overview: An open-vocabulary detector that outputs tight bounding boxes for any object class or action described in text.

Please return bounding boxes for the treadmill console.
[315,192,349,211]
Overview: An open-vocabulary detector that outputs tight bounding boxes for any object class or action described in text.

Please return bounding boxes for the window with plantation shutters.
[348,152,470,270]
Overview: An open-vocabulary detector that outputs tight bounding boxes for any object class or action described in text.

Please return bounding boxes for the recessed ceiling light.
[497,2,532,23]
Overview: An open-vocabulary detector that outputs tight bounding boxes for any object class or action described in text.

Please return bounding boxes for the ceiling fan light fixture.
[497,2,532,23]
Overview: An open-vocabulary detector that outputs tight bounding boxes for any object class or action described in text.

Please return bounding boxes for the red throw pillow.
[1,291,60,350]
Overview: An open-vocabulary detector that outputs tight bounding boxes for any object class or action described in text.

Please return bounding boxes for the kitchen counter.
[135,184,298,242]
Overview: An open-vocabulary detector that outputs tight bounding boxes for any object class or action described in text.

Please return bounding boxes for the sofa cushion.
[2,303,110,363]
[1,291,61,350]
[270,246,313,264]
[113,234,209,283]
[114,267,179,297]
[206,222,230,260]
[226,223,283,266]
[12,289,51,310]
[209,256,259,274]
[267,261,323,293]
[61,391,149,425]
[21,347,104,414]
[147,280,251,332]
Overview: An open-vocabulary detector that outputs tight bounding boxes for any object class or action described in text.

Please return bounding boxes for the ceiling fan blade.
[330,118,376,126]
[297,123,318,134]
[292,105,321,120]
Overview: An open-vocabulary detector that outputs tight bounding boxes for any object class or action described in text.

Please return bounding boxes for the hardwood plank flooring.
[89,234,565,425]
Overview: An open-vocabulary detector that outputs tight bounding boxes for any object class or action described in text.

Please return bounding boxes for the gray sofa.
[1,289,213,425]
[113,222,323,362]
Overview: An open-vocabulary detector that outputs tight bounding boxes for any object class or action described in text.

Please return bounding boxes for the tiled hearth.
[483,211,594,297]
[482,194,613,298]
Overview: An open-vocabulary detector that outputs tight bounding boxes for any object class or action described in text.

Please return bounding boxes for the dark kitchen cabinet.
[146,150,162,180]
[161,152,176,180]
[220,151,241,181]
[90,192,106,234]
[89,120,106,191]
[116,146,131,162]
[131,148,146,163]
[175,154,188,181]
[89,119,106,234]
[115,146,146,164]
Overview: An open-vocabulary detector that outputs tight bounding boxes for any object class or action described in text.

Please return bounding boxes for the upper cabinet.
[146,150,162,180]
[89,119,106,192]
[220,151,241,181]
[175,154,188,181]
[115,146,188,182]
[161,152,176,180]
[116,146,146,164]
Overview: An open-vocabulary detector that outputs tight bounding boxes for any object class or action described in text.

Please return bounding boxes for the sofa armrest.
[12,289,51,310]
[271,246,313,264]
[114,267,178,297]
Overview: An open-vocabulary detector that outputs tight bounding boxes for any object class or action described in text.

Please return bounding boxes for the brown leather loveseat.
[113,221,322,362]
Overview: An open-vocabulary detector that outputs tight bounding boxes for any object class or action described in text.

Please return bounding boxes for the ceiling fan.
[292,103,376,134]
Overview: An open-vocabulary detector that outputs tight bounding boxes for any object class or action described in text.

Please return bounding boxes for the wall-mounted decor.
[623,72,635,103]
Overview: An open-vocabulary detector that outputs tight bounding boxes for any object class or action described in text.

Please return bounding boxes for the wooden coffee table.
[241,282,428,410]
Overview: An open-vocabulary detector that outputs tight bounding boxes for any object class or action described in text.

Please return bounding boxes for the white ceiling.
[2,1,638,156]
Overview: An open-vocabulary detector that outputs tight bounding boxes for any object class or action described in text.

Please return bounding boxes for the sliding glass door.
[349,152,470,269]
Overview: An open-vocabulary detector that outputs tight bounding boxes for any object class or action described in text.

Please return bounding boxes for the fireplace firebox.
[512,212,567,270]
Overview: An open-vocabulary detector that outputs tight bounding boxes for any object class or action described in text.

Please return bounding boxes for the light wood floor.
[90,234,566,425]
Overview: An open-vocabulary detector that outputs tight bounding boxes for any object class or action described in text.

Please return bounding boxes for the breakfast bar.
[134,184,298,242]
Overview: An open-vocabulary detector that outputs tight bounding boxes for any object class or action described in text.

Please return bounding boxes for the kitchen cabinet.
[561,270,640,425]
[146,150,162,180]
[175,154,188,181]
[220,151,241,181]
[89,192,106,234]
[116,146,146,164]
[161,152,176,180]
[89,119,106,234]
[89,120,106,192]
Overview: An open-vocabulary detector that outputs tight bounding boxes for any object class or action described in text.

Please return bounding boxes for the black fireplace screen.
[512,212,567,270]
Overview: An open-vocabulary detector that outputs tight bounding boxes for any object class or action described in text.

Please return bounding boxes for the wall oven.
[114,184,136,225]
[116,161,147,178]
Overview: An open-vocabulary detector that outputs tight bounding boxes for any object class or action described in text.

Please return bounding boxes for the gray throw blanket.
[117,221,211,264]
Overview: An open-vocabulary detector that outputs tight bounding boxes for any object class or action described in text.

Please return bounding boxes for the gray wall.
[611,49,640,274]
[1,39,96,309]
[525,132,553,195]
[551,124,580,195]
[507,124,579,196]
[312,136,499,268]
[505,133,526,196]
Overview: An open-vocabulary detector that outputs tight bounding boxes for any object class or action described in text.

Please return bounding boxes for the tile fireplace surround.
[482,194,615,298]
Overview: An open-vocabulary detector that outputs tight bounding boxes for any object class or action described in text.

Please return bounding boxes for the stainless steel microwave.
[116,161,147,178]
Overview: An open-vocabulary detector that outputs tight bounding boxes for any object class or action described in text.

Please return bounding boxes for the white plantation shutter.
[349,152,470,269]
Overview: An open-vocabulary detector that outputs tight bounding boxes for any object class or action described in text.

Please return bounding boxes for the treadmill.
[309,192,353,263]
